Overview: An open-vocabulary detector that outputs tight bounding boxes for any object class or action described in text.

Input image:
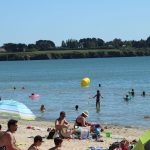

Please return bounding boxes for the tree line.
[1,36,150,52]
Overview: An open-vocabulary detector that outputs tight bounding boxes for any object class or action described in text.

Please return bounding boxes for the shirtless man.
[28,135,44,150]
[0,119,21,150]
[49,137,63,150]
[55,111,70,133]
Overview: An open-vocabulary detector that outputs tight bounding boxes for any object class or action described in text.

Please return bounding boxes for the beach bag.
[109,142,120,150]
[47,129,56,139]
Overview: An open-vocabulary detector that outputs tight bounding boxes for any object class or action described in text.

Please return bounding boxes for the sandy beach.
[0,118,149,150]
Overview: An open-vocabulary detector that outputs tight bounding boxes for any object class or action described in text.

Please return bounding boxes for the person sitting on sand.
[28,135,44,150]
[40,104,46,112]
[55,111,70,134]
[49,137,63,150]
[0,119,21,150]
[75,111,91,127]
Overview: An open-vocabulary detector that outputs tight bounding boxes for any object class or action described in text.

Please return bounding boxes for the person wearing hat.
[0,119,21,150]
[28,135,44,150]
[75,111,91,127]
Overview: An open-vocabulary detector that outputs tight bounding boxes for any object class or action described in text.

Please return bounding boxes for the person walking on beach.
[28,135,44,150]
[0,119,21,150]
[93,90,103,110]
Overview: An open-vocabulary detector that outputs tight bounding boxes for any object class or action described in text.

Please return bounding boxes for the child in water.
[40,104,46,112]
[93,90,103,109]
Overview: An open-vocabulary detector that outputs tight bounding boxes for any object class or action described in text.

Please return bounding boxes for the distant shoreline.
[0,49,150,61]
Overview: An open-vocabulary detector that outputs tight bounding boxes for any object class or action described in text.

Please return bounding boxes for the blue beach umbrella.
[0,100,36,120]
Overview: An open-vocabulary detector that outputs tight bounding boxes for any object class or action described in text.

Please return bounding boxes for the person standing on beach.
[0,119,21,150]
[93,90,103,110]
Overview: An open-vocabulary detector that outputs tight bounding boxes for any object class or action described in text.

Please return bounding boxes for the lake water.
[0,56,150,127]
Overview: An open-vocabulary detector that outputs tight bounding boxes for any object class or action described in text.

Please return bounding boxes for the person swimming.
[40,105,46,112]
[131,89,135,96]
[141,91,146,96]
[75,105,79,111]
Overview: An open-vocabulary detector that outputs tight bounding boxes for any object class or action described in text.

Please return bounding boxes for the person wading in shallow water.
[93,90,103,110]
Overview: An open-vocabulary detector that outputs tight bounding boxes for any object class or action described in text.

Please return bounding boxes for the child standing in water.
[93,90,103,110]
[40,104,46,112]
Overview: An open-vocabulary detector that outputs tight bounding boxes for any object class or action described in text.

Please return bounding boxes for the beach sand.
[0,118,149,150]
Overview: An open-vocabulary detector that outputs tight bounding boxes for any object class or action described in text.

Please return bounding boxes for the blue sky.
[0,0,150,46]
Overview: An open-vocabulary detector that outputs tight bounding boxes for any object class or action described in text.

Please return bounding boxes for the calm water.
[0,57,150,127]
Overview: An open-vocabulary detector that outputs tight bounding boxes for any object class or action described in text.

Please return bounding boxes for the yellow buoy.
[81,77,90,87]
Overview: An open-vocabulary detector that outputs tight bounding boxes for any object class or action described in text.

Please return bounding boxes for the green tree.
[36,40,55,50]
[112,38,123,48]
